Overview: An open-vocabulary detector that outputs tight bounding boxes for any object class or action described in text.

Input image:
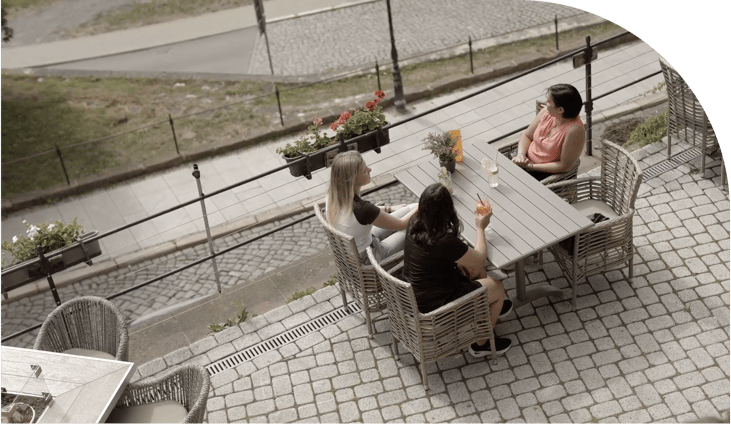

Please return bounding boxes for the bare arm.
[372,206,418,231]
[528,125,585,173]
[456,209,491,278]
[513,109,545,167]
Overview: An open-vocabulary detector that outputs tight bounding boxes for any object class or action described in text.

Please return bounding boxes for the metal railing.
[0,12,591,197]
[1,31,666,343]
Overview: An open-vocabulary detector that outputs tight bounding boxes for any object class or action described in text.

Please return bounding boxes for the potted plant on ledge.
[422,131,458,173]
[276,91,391,179]
[1,218,102,298]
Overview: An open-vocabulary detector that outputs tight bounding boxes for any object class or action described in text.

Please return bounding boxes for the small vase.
[439,158,456,173]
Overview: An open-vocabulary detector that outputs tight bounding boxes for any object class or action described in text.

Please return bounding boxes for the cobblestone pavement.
[0,184,418,349]
[130,140,729,423]
[249,0,584,75]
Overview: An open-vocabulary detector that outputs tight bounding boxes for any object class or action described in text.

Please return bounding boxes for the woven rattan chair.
[33,295,129,361]
[497,100,580,185]
[314,204,403,338]
[367,247,496,390]
[659,57,718,177]
[106,364,210,423]
[546,140,643,309]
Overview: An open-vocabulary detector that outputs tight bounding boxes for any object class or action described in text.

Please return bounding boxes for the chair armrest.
[545,176,600,203]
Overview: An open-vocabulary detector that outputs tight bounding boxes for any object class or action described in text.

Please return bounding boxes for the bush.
[627,112,667,147]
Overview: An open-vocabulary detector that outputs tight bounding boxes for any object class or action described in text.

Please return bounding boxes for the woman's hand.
[475,208,492,230]
[512,153,530,168]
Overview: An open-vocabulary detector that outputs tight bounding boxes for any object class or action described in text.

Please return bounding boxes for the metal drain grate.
[206,301,363,375]
[643,147,701,180]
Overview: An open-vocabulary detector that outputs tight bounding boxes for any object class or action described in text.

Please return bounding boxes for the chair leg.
[364,296,374,339]
[391,335,399,358]
[667,132,672,159]
[420,362,430,390]
[490,333,497,365]
[629,254,634,282]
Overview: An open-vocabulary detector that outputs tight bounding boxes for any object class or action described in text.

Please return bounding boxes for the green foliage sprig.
[2,218,84,268]
[628,112,667,147]
[276,117,335,158]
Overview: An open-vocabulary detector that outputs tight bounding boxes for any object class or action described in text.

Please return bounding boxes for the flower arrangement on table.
[1,218,85,268]
[422,131,457,171]
[276,91,387,158]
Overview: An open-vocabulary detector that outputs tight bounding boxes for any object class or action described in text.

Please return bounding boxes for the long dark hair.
[408,183,462,245]
[547,83,583,119]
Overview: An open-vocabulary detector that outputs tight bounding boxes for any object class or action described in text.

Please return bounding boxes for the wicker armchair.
[33,296,129,361]
[546,140,643,309]
[367,247,496,390]
[107,364,210,423]
[314,204,403,338]
[659,57,718,177]
[497,100,580,185]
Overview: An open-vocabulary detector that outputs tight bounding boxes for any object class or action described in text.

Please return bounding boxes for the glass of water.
[481,154,499,187]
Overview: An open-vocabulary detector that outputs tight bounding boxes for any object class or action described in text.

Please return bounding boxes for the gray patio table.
[395,142,593,308]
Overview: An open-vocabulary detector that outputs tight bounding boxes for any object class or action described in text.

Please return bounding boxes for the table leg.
[512,257,563,309]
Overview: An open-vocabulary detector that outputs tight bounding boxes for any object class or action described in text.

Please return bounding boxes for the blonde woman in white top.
[326,151,418,264]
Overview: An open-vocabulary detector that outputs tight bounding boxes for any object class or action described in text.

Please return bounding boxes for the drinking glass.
[481,154,499,187]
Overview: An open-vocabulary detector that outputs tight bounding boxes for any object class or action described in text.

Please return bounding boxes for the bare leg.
[473,276,505,345]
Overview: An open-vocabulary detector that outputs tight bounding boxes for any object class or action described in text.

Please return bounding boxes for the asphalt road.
[48,26,260,74]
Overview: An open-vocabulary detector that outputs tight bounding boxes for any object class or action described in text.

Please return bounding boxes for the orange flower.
[375,90,385,99]
[330,122,339,131]
[339,111,352,122]
[365,101,375,111]
[373,97,382,105]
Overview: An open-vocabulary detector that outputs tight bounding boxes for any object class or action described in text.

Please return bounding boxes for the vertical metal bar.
[375,60,382,91]
[192,164,222,294]
[37,247,62,306]
[555,15,559,50]
[275,84,284,127]
[168,114,181,155]
[468,36,474,74]
[584,36,593,156]
[55,144,71,186]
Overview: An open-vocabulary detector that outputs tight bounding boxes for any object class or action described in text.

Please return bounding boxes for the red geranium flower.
[373,97,382,105]
[330,122,339,131]
[339,111,352,122]
[375,90,385,99]
[365,101,375,111]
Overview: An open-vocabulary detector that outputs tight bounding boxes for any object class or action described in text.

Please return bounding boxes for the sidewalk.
[134,140,729,423]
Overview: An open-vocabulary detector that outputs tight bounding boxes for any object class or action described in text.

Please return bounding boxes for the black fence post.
[55,144,70,186]
[275,84,284,127]
[168,114,181,155]
[584,35,593,156]
[555,15,559,50]
[375,60,382,91]
[468,37,474,74]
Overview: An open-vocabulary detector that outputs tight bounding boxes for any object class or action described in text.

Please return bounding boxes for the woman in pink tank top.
[512,84,585,181]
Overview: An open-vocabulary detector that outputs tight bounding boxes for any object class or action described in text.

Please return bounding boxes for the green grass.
[1,21,627,198]
[2,0,61,9]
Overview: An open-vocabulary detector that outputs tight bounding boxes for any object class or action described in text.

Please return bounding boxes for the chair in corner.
[546,140,643,309]
[106,364,210,423]
[33,295,129,361]
[367,247,496,390]
[313,204,403,338]
[659,56,719,177]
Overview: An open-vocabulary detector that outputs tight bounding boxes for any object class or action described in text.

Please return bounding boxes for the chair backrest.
[659,57,716,144]
[177,364,210,423]
[366,247,424,355]
[34,295,129,361]
[600,140,643,215]
[313,204,365,293]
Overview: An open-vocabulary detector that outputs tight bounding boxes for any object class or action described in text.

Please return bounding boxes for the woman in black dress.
[403,183,513,356]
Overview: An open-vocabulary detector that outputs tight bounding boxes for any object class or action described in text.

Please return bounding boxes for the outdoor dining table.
[1,346,135,423]
[395,142,593,308]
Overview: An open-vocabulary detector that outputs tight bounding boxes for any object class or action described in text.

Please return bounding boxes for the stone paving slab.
[127,140,728,423]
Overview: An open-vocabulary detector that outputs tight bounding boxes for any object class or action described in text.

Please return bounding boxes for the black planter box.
[282,126,390,179]
[1,231,102,296]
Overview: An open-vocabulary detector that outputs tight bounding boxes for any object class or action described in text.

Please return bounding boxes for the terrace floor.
[130,140,729,423]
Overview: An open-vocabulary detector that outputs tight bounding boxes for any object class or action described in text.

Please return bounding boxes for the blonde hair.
[327,151,365,225]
